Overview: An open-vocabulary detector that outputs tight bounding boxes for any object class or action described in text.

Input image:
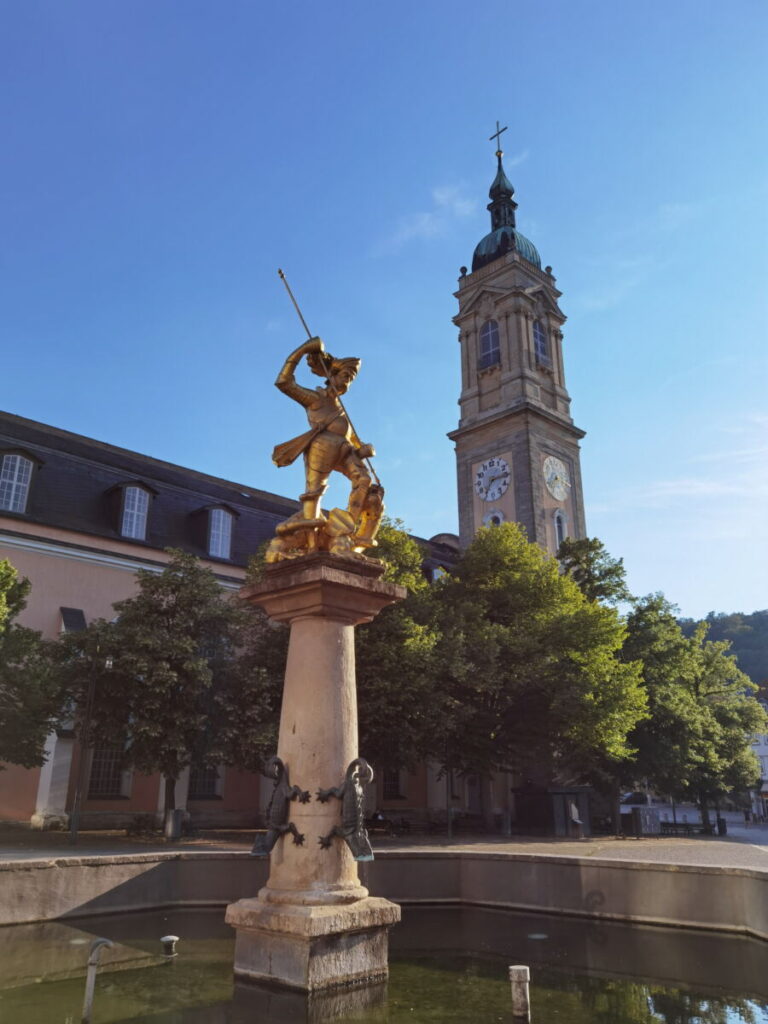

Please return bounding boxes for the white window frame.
[0,453,34,513]
[478,320,500,369]
[87,745,132,799]
[188,764,225,800]
[208,507,233,559]
[533,319,551,367]
[121,485,150,540]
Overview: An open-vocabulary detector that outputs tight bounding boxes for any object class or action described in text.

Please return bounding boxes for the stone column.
[226,553,405,991]
[31,731,74,830]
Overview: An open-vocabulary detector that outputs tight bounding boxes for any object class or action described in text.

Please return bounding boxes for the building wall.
[0,411,297,829]
[0,763,41,823]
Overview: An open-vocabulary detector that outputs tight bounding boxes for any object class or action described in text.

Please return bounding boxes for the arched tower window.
[483,509,506,528]
[533,320,551,368]
[553,508,567,549]
[478,320,500,370]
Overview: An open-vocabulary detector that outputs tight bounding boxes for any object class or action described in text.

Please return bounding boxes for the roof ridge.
[0,409,295,508]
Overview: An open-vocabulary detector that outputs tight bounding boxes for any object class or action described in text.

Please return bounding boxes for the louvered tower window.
[478,320,500,370]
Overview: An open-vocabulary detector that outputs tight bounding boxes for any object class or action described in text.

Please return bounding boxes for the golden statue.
[266,336,384,563]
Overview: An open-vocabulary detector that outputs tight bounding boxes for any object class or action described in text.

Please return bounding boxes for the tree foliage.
[0,561,61,767]
[354,519,442,770]
[623,594,766,816]
[52,550,276,812]
[680,609,768,689]
[430,523,646,781]
[557,536,633,605]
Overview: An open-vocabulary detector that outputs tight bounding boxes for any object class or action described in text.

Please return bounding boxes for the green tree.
[557,536,633,605]
[623,595,766,827]
[354,519,442,771]
[621,595,699,803]
[211,599,285,774]
[431,524,646,789]
[683,624,766,823]
[0,561,61,767]
[54,551,251,818]
[680,609,768,689]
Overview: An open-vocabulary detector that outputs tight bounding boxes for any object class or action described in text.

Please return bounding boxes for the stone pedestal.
[226,554,405,991]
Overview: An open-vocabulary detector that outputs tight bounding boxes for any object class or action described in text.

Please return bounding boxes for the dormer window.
[0,453,35,513]
[478,320,500,370]
[533,320,551,368]
[208,507,233,559]
[121,485,150,540]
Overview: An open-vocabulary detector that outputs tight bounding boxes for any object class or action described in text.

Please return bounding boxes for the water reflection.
[0,906,765,1023]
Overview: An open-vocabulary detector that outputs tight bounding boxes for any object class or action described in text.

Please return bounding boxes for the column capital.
[240,554,405,626]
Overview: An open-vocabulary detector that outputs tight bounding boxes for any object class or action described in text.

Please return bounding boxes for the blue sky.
[1,1,766,618]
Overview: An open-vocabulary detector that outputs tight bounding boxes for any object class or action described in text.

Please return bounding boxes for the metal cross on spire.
[489,120,508,156]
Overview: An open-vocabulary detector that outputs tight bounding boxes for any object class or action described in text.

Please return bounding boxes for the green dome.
[472,226,541,272]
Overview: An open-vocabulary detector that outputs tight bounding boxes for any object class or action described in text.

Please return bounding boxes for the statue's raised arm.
[275,338,326,409]
[267,337,384,563]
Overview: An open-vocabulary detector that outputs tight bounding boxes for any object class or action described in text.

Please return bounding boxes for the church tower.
[448,130,587,553]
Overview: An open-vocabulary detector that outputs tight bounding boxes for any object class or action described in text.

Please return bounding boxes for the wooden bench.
[660,822,705,837]
[365,817,397,837]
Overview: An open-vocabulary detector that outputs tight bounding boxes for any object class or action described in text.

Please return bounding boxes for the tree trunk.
[445,770,453,840]
[164,775,177,818]
[612,780,622,836]
[481,776,495,833]
[699,795,711,831]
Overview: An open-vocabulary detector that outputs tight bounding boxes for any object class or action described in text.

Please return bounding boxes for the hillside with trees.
[680,610,768,691]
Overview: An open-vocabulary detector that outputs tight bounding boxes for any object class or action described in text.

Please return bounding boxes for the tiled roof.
[0,410,457,571]
[0,410,297,567]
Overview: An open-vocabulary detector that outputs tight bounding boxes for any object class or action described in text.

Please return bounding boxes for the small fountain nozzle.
[161,934,180,958]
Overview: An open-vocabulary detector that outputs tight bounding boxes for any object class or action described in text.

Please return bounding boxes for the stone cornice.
[448,401,586,442]
[0,527,243,589]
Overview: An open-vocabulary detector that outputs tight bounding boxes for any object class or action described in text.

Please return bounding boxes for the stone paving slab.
[2,825,768,870]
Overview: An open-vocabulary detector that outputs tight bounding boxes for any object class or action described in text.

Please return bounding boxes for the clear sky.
[1,1,766,618]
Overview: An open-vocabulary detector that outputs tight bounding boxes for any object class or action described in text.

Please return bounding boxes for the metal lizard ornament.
[251,756,311,857]
[316,758,375,862]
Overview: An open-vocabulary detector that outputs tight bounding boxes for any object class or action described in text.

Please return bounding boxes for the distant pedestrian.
[744,809,752,827]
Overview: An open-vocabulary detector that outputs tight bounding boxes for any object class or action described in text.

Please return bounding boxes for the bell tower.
[448,127,587,553]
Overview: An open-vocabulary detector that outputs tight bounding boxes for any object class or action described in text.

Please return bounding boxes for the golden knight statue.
[266,336,384,563]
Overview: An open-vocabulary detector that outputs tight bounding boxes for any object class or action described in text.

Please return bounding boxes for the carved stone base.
[225,896,401,991]
[29,813,68,831]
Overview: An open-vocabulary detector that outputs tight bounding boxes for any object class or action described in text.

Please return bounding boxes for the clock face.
[474,456,510,502]
[543,455,571,501]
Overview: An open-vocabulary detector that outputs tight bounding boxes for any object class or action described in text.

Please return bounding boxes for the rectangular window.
[761,756,768,778]
[188,765,222,800]
[533,320,551,367]
[208,508,233,559]
[383,769,403,800]
[121,486,149,539]
[0,454,33,513]
[88,747,125,798]
[478,320,500,370]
